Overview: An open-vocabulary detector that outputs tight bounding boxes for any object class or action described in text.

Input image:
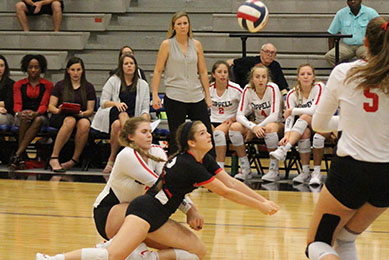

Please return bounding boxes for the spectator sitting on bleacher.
[47,57,96,177]
[109,45,147,82]
[0,55,15,126]
[229,64,284,182]
[324,0,379,66]
[91,54,150,177]
[9,54,53,171]
[15,0,64,32]
[209,61,242,171]
[227,43,289,96]
[270,64,329,186]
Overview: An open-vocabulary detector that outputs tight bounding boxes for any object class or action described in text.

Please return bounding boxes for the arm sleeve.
[236,87,257,130]
[258,85,282,127]
[100,77,116,108]
[116,148,160,188]
[38,81,53,114]
[13,81,22,113]
[312,72,340,132]
[291,82,324,116]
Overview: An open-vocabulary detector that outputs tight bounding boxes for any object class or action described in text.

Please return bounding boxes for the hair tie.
[180,121,193,149]
[381,22,389,31]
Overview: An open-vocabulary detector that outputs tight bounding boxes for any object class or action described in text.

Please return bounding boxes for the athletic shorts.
[326,156,389,209]
[93,189,120,240]
[126,194,170,233]
[211,122,221,128]
[26,1,64,16]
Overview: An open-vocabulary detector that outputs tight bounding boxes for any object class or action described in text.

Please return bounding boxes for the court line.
[1,211,389,234]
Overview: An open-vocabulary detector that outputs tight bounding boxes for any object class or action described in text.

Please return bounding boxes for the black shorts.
[126,194,170,233]
[326,156,389,209]
[211,122,221,128]
[26,1,64,16]
[93,189,120,240]
[49,113,90,130]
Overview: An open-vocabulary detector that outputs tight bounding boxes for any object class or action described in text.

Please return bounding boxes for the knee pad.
[213,130,226,147]
[336,227,359,242]
[306,241,339,260]
[228,130,244,146]
[313,133,326,149]
[291,118,309,135]
[174,249,200,260]
[298,138,311,153]
[81,248,108,260]
[264,132,279,149]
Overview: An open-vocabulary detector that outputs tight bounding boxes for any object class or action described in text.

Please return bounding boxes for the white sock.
[269,158,278,172]
[302,165,310,174]
[55,255,65,260]
[217,161,225,170]
[334,228,359,260]
[174,249,199,260]
[239,156,251,173]
[81,248,108,260]
[313,165,321,175]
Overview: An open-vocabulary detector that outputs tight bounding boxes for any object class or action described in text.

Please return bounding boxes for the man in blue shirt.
[325,0,379,66]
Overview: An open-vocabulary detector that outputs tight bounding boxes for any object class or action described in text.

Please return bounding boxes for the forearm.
[151,71,162,98]
[103,100,117,109]
[199,72,210,98]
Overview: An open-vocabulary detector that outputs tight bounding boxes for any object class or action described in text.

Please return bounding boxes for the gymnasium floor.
[1,178,389,259]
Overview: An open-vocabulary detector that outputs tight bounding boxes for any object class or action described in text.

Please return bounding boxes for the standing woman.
[209,61,242,170]
[9,54,53,171]
[37,120,279,260]
[229,64,284,182]
[151,11,213,155]
[91,54,150,176]
[270,64,328,186]
[0,55,15,126]
[48,57,96,173]
[306,17,389,260]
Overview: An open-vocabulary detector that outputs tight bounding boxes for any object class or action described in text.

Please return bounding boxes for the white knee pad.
[298,138,311,153]
[213,130,226,147]
[81,248,108,260]
[313,133,326,149]
[229,130,244,146]
[174,249,200,260]
[307,241,339,260]
[334,227,359,260]
[291,118,308,135]
[264,132,279,149]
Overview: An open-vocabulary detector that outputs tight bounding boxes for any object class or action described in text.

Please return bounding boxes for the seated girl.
[209,61,242,171]
[229,64,284,182]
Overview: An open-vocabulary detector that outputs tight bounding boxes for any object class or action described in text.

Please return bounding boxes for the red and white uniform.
[236,82,282,130]
[285,82,325,132]
[313,60,389,162]
[94,145,167,206]
[209,81,242,123]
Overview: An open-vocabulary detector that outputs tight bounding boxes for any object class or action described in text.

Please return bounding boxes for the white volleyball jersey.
[94,145,167,207]
[236,82,282,130]
[285,82,325,132]
[209,81,242,123]
[312,60,389,162]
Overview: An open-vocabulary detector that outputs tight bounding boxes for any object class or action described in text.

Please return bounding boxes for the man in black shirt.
[227,43,289,95]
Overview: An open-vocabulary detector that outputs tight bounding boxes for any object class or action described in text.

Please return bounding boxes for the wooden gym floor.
[1,179,389,260]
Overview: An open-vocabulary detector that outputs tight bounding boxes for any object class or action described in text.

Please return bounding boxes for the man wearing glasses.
[227,43,288,96]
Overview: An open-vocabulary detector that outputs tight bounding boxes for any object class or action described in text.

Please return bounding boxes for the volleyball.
[237,0,269,33]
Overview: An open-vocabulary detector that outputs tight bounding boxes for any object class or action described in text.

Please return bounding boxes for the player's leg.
[228,122,252,180]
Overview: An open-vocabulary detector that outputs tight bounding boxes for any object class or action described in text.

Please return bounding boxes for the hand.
[78,111,84,117]
[20,110,34,123]
[152,95,162,110]
[283,108,293,120]
[222,118,234,125]
[279,136,289,146]
[258,200,279,215]
[226,59,234,67]
[33,1,43,14]
[115,102,128,112]
[186,207,204,231]
[205,96,212,108]
[0,107,7,114]
[252,126,266,139]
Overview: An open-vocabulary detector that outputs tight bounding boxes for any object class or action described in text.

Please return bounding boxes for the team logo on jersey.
[213,100,233,108]
[251,101,271,110]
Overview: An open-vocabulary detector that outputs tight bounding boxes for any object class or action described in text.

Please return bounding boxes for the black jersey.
[147,151,222,215]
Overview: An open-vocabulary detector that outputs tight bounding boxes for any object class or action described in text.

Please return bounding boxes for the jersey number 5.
[363,89,378,112]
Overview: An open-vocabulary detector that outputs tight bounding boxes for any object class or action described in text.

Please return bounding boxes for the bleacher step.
[1,50,67,70]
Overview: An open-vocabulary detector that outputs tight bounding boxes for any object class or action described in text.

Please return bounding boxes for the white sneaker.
[269,147,288,161]
[234,171,253,181]
[309,172,323,186]
[36,253,58,260]
[261,171,280,182]
[292,172,311,183]
[126,243,151,260]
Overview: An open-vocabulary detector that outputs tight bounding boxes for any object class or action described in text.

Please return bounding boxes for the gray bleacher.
[1,0,388,93]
